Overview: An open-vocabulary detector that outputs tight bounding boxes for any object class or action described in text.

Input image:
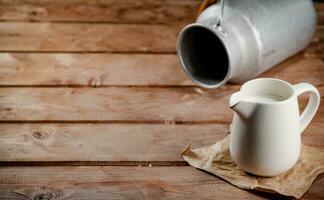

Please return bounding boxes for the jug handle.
[293,83,320,134]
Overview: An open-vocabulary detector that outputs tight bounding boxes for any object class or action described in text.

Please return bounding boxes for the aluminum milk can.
[177,0,317,88]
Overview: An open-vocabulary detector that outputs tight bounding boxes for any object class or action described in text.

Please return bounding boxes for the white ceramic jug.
[229,78,320,176]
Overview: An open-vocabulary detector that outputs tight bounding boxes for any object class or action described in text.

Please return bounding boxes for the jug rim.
[239,78,295,105]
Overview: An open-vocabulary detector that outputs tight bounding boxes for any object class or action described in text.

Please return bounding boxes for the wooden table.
[0,0,323,199]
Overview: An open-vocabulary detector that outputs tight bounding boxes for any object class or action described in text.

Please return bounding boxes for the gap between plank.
[0,44,317,54]
[0,120,230,125]
[0,84,239,88]
[0,83,321,89]
[0,161,188,166]
[0,51,176,54]
[0,85,208,88]
[0,19,188,25]
[0,50,177,54]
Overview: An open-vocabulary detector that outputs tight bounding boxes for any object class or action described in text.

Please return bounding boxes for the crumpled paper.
[182,133,324,198]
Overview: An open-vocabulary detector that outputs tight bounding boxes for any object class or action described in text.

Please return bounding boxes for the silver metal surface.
[177,0,317,89]
[217,0,225,26]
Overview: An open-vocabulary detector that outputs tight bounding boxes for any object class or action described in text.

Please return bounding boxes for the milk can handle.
[293,83,320,134]
[217,0,225,26]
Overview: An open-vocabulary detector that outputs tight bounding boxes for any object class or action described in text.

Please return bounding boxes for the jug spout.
[229,92,254,119]
[229,92,242,109]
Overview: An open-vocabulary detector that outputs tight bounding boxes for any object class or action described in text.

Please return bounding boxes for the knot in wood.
[32,131,49,139]
[33,193,54,200]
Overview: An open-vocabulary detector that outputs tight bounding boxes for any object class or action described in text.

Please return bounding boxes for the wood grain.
[0,53,323,86]
[0,122,322,163]
[0,53,192,86]
[0,124,228,162]
[0,0,200,24]
[0,23,322,53]
[0,0,323,27]
[315,2,324,26]
[0,86,234,122]
[0,1,323,199]
[305,26,324,58]
[260,54,324,86]
[0,166,323,199]
[0,22,182,52]
[1,86,323,122]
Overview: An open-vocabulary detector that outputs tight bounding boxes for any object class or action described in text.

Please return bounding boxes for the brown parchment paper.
[182,134,324,199]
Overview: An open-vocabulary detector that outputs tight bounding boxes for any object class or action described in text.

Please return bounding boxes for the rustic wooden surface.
[0,0,323,199]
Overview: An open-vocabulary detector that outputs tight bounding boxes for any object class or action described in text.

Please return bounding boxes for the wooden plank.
[305,26,324,58]
[0,0,200,24]
[1,86,323,122]
[315,2,324,26]
[0,0,322,26]
[0,122,322,163]
[260,55,324,86]
[0,22,182,52]
[0,166,323,199]
[0,124,228,162]
[0,20,320,53]
[0,22,322,53]
[306,42,324,59]
[0,87,235,122]
[0,53,192,86]
[302,122,324,148]
[316,14,324,26]
[0,53,323,86]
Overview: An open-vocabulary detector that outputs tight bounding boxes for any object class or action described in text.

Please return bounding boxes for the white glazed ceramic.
[229,78,320,177]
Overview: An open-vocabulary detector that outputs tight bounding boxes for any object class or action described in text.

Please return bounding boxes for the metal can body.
[177,0,317,88]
